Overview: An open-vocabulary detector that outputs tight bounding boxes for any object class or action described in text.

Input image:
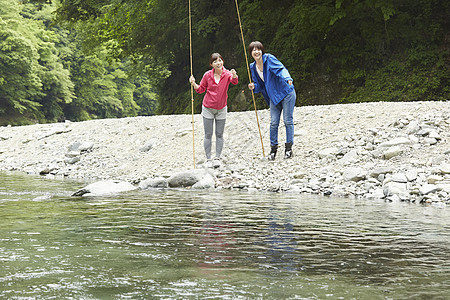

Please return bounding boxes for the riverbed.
[1,171,449,299]
[1,101,449,203]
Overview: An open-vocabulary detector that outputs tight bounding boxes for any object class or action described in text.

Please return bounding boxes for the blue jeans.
[269,90,296,146]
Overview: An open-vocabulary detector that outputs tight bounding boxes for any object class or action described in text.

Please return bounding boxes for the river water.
[0,171,449,299]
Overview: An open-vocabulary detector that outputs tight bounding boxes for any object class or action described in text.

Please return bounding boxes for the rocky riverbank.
[0,101,449,205]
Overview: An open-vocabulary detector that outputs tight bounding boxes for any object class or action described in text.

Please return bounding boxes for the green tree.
[0,0,74,124]
[1,0,159,124]
[54,0,244,114]
[0,0,44,123]
[50,0,450,114]
[258,0,449,104]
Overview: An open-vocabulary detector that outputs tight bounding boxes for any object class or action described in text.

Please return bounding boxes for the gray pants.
[203,117,226,159]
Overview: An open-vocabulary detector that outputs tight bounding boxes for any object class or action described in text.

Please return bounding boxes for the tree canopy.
[55,0,448,113]
[1,0,448,125]
[0,0,159,125]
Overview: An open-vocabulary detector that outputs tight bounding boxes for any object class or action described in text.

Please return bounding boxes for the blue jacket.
[250,53,294,106]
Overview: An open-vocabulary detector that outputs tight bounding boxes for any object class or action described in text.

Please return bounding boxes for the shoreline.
[0,101,449,205]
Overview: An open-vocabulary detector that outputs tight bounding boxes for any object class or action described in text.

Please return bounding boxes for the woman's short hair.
[209,53,224,65]
[249,41,265,55]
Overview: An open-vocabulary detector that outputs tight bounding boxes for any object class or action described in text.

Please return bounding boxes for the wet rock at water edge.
[419,184,440,196]
[139,177,168,189]
[72,180,137,196]
[167,169,215,189]
[39,164,59,175]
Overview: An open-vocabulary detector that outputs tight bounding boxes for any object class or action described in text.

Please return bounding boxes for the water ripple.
[0,173,449,299]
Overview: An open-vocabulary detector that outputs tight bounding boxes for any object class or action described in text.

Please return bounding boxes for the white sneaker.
[205,159,213,168]
[213,157,221,168]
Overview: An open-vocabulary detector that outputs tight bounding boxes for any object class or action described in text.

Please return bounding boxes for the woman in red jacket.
[190,53,238,168]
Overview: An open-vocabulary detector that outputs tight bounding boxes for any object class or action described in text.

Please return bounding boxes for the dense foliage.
[0,0,159,125]
[1,0,448,124]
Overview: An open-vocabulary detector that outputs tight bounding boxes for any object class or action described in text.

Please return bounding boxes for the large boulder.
[168,169,215,189]
[72,180,137,196]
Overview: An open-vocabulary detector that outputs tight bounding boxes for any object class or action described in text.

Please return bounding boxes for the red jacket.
[196,67,238,110]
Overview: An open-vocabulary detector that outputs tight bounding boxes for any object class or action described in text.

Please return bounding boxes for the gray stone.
[392,173,408,183]
[140,139,157,152]
[436,163,450,174]
[295,129,308,136]
[428,130,441,140]
[427,175,443,184]
[431,202,446,208]
[423,137,437,145]
[168,169,213,188]
[369,167,394,178]
[419,184,440,195]
[338,149,358,165]
[379,137,411,148]
[383,182,408,197]
[405,170,418,181]
[268,184,281,192]
[193,173,216,189]
[386,194,402,202]
[371,149,384,159]
[0,133,10,141]
[292,172,307,179]
[68,141,94,153]
[336,147,349,157]
[383,146,403,159]
[409,135,419,143]
[175,128,192,137]
[437,184,450,193]
[416,129,430,136]
[342,167,366,182]
[365,188,385,199]
[368,128,379,135]
[139,177,168,189]
[65,151,81,158]
[39,164,59,175]
[364,142,375,151]
[64,157,80,164]
[78,142,94,152]
[405,121,420,135]
[318,147,339,159]
[68,142,82,152]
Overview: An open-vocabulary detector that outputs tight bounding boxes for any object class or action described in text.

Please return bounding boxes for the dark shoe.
[284,143,293,159]
[268,145,278,161]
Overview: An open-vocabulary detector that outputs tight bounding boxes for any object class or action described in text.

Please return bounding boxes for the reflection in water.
[259,205,299,273]
[195,199,235,276]
[0,172,449,299]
